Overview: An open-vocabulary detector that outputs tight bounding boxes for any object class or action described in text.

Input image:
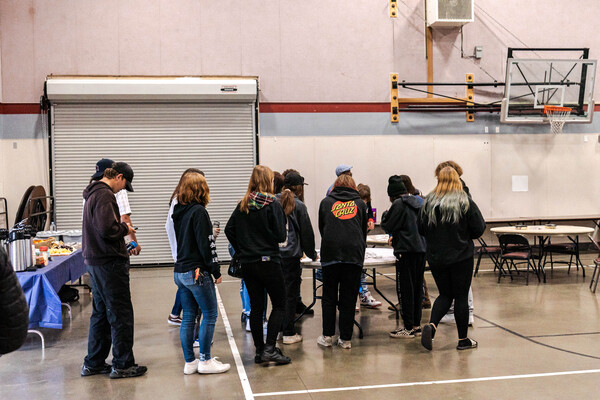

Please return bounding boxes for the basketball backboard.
[500,49,596,124]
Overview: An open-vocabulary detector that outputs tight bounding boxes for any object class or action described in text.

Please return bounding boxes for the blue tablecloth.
[17,250,86,329]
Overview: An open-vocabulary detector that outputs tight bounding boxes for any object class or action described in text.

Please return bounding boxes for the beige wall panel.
[199,1,242,76]
[1,0,36,102]
[543,134,600,217]
[76,0,120,75]
[490,134,550,219]
[118,0,161,75]
[241,1,281,102]
[159,0,202,75]
[279,2,325,102]
[432,135,492,217]
[0,138,49,225]
[33,0,78,84]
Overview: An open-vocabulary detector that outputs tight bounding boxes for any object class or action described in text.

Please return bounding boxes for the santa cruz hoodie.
[318,186,368,267]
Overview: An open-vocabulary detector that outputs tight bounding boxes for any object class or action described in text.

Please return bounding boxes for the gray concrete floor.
[1,254,600,400]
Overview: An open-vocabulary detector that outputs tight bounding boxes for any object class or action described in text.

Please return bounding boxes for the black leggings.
[429,257,473,339]
[395,252,426,329]
[281,258,302,336]
[242,260,286,352]
[322,264,362,341]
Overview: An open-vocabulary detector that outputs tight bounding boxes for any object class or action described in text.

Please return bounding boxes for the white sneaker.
[283,333,303,344]
[197,357,230,374]
[245,318,251,332]
[317,335,333,347]
[440,313,456,324]
[337,338,351,349]
[360,291,382,308]
[183,359,199,375]
[193,339,199,348]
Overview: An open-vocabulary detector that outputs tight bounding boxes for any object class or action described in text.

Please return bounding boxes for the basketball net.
[544,105,572,134]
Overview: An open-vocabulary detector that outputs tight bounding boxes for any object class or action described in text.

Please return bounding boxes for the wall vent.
[426,0,474,27]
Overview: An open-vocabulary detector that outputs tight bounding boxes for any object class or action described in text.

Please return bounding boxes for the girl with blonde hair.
[418,167,485,351]
[225,165,290,365]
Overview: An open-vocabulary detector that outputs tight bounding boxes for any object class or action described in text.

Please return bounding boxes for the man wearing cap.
[89,159,141,256]
[81,162,147,379]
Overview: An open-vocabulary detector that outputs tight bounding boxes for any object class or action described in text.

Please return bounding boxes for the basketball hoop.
[544,105,572,134]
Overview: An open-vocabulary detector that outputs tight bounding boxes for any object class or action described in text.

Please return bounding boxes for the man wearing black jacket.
[81,162,147,379]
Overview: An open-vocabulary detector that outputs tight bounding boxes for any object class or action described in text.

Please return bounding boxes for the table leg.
[354,320,364,339]
[293,268,320,324]
[61,302,72,320]
[27,329,45,350]
[537,236,547,283]
[568,236,586,277]
[370,267,399,320]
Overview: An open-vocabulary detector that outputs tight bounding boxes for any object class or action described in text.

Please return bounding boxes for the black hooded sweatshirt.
[172,202,221,279]
[418,196,486,266]
[225,200,287,264]
[381,195,426,256]
[276,193,318,260]
[318,186,368,266]
[82,181,129,266]
[0,248,29,355]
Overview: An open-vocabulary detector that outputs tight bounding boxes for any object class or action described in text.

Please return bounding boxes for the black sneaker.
[457,338,478,350]
[421,323,436,351]
[109,364,148,379]
[254,353,266,364]
[261,345,291,365]
[81,363,111,377]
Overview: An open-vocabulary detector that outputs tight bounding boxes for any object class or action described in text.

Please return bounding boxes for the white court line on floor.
[215,286,254,400]
[253,369,600,397]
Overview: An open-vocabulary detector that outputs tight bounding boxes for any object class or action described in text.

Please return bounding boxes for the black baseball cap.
[113,162,135,192]
[284,172,307,186]
[92,158,114,180]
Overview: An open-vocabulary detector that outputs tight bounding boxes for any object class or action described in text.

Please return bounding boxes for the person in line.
[0,248,29,355]
[225,165,290,365]
[434,161,475,325]
[89,158,141,256]
[81,162,147,379]
[381,176,426,338]
[318,174,367,349]
[418,167,486,351]
[281,168,313,316]
[277,172,318,345]
[356,183,382,309]
[172,171,230,375]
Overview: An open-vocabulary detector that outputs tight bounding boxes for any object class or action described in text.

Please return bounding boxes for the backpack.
[58,285,80,303]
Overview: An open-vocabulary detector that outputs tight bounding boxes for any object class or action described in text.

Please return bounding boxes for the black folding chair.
[498,234,540,285]
[474,237,501,277]
[542,238,584,276]
[588,234,600,293]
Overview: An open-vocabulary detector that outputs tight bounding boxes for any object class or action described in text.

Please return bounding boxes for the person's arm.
[193,207,221,280]
[225,204,240,253]
[120,214,140,255]
[93,197,131,240]
[297,203,317,260]
[165,199,177,261]
[366,201,375,231]
[318,199,327,236]
[467,198,486,239]
[269,201,287,243]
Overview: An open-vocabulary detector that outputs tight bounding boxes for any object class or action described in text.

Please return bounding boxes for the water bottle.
[126,241,137,251]
[50,221,57,232]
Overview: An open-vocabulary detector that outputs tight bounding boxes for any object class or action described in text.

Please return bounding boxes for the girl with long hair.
[277,172,318,344]
[418,167,485,351]
[225,165,290,365]
[318,174,368,349]
[172,172,230,374]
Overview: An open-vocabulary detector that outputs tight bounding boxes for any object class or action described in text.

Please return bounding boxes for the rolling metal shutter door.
[51,102,256,265]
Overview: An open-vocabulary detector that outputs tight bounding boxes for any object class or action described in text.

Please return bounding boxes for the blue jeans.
[171,288,183,316]
[174,270,218,362]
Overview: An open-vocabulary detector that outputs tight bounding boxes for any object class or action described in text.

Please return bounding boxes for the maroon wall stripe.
[0,103,41,114]
[2,102,600,114]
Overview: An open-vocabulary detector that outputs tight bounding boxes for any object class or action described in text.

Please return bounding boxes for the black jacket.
[381,195,426,255]
[418,196,486,266]
[318,187,368,266]
[172,202,221,279]
[276,194,317,260]
[0,248,29,355]
[82,181,129,266]
[225,201,287,264]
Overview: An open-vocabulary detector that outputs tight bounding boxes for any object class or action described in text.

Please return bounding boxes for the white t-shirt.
[165,197,178,261]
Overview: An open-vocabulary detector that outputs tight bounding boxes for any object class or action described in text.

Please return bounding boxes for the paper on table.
[512,175,528,192]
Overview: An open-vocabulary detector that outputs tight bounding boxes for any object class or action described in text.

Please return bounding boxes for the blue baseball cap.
[335,164,352,176]
[92,158,115,180]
